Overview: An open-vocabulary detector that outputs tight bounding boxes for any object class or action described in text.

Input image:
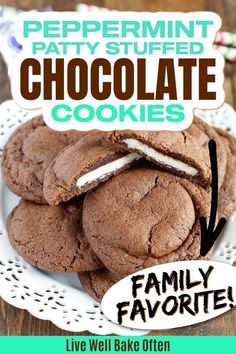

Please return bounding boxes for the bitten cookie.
[83,167,211,276]
[7,198,102,272]
[108,117,227,187]
[2,116,85,203]
[43,132,141,205]
[78,269,122,303]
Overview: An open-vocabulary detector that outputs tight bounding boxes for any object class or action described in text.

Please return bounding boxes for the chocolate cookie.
[78,269,122,303]
[83,167,210,276]
[108,117,227,187]
[7,198,102,272]
[2,117,85,203]
[216,128,236,219]
[43,132,141,205]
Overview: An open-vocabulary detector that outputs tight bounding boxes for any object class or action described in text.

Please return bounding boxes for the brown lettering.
[43,58,64,99]
[91,59,111,100]
[68,59,88,100]
[199,59,216,99]
[156,59,177,100]
[137,58,154,100]
[178,58,197,99]
[114,59,134,100]
[20,58,41,100]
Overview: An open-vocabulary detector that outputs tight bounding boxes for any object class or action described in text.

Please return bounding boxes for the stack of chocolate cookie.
[2,116,236,303]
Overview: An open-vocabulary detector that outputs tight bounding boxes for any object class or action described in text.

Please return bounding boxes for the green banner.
[0,336,235,354]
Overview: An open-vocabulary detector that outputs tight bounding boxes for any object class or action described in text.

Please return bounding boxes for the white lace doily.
[0,100,235,334]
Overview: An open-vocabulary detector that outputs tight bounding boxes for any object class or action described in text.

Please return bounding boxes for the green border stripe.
[0,336,235,354]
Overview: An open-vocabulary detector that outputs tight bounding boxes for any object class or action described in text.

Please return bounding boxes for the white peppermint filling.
[76,152,141,188]
[124,138,198,176]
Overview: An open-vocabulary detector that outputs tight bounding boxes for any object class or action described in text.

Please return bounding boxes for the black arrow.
[200,139,227,256]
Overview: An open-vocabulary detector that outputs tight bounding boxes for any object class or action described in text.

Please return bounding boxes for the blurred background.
[0,0,235,335]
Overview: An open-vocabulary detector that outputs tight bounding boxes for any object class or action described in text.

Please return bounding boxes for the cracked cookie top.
[2,116,85,204]
[78,268,123,303]
[83,166,209,276]
[7,198,103,272]
[216,128,236,219]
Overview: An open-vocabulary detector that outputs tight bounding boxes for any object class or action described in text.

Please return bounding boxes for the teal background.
[0,336,235,354]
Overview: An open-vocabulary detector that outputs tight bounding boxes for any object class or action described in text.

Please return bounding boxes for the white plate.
[0,100,235,334]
